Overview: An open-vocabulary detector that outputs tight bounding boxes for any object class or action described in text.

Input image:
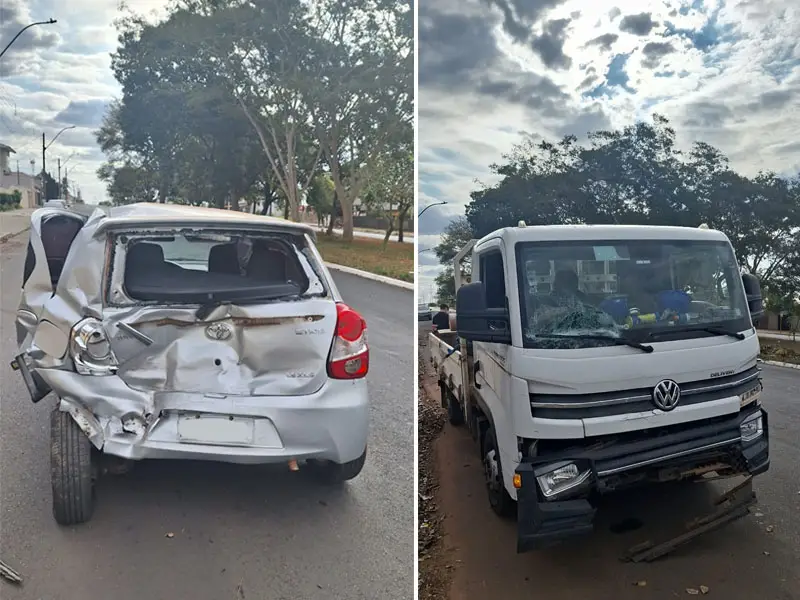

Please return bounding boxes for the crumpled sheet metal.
[23,207,338,453]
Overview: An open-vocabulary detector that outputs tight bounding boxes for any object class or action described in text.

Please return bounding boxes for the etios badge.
[205,322,233,341]
[652,379,681,411]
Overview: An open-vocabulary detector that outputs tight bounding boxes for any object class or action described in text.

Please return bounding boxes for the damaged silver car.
[11,203,370,525]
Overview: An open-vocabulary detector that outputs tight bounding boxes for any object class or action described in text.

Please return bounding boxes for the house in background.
[0,143,41,209]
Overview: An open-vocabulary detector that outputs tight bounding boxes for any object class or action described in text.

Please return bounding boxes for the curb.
[325,262,413,290]
[759,359,800,371]
[0,227,29,244]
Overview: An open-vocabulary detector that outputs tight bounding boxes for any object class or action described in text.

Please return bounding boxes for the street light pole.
[418,200,446,217]
[0,19,57,60]
[41,125,75,198]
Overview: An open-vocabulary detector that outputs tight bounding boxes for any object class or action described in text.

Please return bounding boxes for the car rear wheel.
[50,409,95,525]
[312,448,367,484]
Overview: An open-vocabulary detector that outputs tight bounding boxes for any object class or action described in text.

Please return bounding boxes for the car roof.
[94,202,315,236]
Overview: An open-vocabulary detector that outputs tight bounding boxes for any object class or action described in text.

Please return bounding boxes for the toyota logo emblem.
[205,322,233,341]
[652,379,681,411]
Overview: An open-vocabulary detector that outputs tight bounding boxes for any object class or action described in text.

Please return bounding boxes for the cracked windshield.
[519,240,748,347]
[1,0,413,598]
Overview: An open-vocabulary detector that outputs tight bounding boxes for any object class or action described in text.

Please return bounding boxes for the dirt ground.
[417,327,800,600]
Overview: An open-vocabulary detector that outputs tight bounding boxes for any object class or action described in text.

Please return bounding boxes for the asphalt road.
[0,236,414,600]
[419,322,800,600]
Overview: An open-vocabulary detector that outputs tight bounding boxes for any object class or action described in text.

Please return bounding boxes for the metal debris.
[0,559,23,585]
[623,477,756,563]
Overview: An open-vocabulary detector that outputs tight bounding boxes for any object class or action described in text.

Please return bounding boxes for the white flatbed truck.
[429,223,769,556]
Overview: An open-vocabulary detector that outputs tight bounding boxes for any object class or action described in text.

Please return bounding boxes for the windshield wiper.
[646,326,745,341]
[534,333,654,353]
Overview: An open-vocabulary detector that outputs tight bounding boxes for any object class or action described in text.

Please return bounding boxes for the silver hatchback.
[11,203,370,525]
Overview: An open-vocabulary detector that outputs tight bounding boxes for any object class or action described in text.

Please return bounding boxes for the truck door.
[16,209,87,349]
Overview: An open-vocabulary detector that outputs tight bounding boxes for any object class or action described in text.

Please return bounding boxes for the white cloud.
[418,0,800,292]
[0,0,170,204]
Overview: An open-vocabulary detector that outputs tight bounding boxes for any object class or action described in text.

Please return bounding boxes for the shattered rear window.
[109,229,326,305]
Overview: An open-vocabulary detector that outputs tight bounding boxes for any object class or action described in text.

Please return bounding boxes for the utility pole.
[16,160,20,185]
[57,158,61,197]
[41,125,75,199]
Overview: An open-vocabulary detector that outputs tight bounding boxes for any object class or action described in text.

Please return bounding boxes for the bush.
[0,191,22,211]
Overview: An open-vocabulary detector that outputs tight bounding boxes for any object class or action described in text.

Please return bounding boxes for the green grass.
[315,233,413,282]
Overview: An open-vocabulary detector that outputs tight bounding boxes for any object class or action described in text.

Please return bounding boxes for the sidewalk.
[0,208,35,243]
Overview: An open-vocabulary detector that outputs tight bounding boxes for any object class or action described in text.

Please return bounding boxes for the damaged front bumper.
[515,405,770,553]
[24,365,369,465]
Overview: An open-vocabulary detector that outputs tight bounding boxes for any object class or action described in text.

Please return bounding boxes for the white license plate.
[177,414,255,446]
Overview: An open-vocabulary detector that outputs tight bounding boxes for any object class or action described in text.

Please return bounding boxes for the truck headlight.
[70,318,118,376]
[740,411,763,442]
[536,462,591,499]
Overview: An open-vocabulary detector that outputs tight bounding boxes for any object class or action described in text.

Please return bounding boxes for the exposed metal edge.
[597,437,742,477]
[324,262,414,290]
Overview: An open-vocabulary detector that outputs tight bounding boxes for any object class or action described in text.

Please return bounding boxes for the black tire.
[483,426,516,518]
[50,409,95,525]
[313,448,367,484]
[446,388,464,426]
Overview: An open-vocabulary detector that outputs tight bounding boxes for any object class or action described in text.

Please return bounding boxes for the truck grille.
[529,365,760,420]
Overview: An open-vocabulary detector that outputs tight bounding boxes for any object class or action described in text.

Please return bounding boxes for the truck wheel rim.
[484,448,500,495]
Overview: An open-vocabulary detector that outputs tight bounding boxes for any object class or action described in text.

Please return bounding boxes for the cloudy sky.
[417,0,800,299]
[0,0,167,204]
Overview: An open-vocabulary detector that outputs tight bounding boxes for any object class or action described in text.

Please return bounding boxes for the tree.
[306,172,335,226]
[363,147,413,244]
[462,114,800,295]
[433,216,475,304]
[304,0,413,240]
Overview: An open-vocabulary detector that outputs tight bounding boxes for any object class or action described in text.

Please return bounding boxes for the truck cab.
[449,223,768,551]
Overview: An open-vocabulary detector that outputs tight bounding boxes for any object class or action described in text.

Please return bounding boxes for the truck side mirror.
[455,281,511,344]
[741,273,764,324]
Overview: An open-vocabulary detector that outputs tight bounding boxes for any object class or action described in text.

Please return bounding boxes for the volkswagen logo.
[652,379,681,411]
[205,322,233,341]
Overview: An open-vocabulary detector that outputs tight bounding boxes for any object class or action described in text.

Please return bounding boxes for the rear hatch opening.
[82,228,367,397]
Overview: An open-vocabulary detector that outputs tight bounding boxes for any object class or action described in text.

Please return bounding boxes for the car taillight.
[328,302,369,379]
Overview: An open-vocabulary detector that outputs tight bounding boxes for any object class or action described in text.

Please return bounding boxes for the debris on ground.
[0,559,23,585]
[417,335,449,600]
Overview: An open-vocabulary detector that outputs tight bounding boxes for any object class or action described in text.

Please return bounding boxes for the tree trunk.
[283,200,289,220]
[397,205,409,243]
[327,193,337,236]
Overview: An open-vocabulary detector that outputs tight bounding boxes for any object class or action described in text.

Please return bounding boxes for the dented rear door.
[16,208,88,350]
[106,301,338,396]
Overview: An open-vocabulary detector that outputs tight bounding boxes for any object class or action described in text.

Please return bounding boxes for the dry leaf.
[766,525,775,533]
[165,532,175,538]
[686,589,700,595]
[633,580,647,587]
[700,585,710,594]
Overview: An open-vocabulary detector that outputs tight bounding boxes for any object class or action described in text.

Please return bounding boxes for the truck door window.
[480,252,506,308]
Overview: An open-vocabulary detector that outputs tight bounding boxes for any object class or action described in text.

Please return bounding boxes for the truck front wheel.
[50,409,96,525]
[483,426,516,518]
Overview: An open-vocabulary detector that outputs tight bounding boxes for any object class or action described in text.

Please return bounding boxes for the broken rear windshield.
[111,229,324,304]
